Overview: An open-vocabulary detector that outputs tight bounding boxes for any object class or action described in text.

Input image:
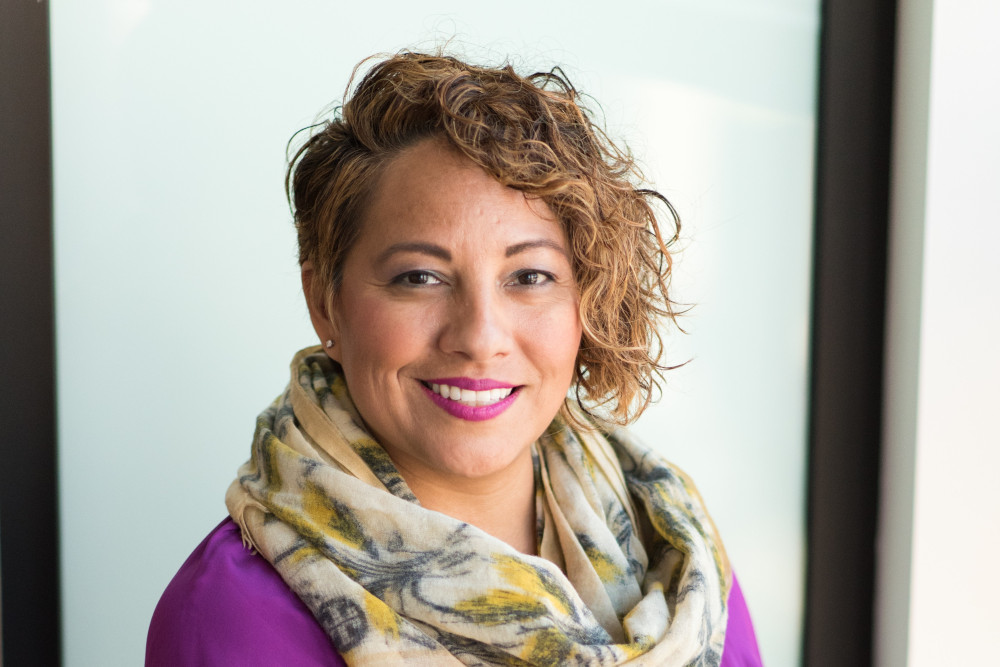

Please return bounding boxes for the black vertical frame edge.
[0,1,62,665]
[805,1,897,665]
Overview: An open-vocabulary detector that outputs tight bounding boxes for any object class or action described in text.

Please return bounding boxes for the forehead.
[358,138,564,249]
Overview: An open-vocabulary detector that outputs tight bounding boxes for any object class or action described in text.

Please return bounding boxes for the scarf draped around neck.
[226,347,731,666]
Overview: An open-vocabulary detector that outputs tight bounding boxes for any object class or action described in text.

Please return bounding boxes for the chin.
[432,441,529,480]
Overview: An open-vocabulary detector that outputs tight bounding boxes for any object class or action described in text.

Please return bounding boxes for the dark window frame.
[1,2,62,666]
[805,0,896,665]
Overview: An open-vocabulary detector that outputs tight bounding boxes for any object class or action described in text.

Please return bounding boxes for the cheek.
[334,293,435,374]
[521,301,582,382]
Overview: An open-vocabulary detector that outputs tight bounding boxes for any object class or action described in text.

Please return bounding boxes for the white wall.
[51,2,819,665]
[877,0,1000,665]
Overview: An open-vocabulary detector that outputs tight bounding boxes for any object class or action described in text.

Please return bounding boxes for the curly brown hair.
[287,51,680,425]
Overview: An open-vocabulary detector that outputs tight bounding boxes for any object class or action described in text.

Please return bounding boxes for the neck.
[392,450,537,555]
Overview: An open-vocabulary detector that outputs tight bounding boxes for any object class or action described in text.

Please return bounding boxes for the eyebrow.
[375,238,569,263]
[505,239,569,259]
[376,242,451,263]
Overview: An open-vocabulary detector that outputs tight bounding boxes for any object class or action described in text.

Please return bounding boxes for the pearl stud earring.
[324,339,334,348]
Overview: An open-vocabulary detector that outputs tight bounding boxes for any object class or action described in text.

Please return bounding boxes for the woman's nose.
[438,287,511,361]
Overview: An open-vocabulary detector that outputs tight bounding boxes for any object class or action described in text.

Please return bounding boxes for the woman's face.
[315,138,581,485]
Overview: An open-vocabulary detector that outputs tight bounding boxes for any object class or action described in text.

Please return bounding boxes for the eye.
[511,270,553,286]
[392,271,443,286]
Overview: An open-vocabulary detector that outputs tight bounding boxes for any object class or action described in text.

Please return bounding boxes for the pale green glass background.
[52,1,819,664]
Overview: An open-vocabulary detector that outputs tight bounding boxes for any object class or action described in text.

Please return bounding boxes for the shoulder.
[720,573,765,667]
[146,518,344,666]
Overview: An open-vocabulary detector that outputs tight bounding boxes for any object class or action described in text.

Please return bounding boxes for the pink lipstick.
[424,377,516,391]
[419,377,520,422]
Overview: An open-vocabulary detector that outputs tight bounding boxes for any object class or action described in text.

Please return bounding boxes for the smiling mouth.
[421,381,518,407]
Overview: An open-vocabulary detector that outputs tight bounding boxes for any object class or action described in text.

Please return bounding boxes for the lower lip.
[420,384,520,422]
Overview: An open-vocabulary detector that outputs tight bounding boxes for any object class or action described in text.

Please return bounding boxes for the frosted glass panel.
[52,2,818,665]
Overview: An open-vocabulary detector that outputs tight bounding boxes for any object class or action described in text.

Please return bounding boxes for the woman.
[147,52,762,666]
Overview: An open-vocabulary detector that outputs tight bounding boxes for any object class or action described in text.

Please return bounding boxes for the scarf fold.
[226,347,731,666]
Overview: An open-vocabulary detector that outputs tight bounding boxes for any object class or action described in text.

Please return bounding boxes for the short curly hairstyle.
[287,51,680,425]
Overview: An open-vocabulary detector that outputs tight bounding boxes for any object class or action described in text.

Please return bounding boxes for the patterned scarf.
[226,347,731,666]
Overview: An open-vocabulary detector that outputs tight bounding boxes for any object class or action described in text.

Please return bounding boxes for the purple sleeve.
[146,519,346,666]
[720,573,764,666]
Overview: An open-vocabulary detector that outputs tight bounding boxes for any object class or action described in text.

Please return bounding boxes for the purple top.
[147,519,762,666]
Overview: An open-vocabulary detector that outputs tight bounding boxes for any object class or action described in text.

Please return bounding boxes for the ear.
[301,261,341,362]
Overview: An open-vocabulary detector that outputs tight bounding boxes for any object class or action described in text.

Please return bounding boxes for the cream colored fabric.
[227,347,731,666]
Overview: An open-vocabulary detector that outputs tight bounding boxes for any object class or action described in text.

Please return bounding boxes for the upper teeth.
[430,383,513,406]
